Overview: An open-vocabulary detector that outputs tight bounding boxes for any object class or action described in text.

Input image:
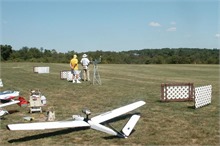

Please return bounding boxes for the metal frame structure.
[92,57,102,85]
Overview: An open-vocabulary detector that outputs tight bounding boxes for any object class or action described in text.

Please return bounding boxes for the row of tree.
[0,45,219,64]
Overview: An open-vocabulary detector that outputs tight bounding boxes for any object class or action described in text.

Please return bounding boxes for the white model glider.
[0,90,19,100]
[7,100,146,138]
[0,91,20,118]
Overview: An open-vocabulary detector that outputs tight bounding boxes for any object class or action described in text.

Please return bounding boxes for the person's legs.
[71,69,75,83]
[83,69,86,81]
[86,69,90,81]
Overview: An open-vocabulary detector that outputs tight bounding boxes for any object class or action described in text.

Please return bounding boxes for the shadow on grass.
[103,130,136,140]
[103,135,120,139]
[8,110,20,114]
[0,110,19,120]
[8,127,90,143]
[187,105,195,109]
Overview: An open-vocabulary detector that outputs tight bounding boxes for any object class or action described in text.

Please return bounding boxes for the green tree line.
[0,45,219,64]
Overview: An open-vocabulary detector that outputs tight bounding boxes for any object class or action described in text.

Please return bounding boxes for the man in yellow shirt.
[70,54,81,83]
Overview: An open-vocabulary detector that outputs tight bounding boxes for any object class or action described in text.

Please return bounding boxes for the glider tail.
[107,114,141,138]
[88,120,118,136]
[121,114,141,138]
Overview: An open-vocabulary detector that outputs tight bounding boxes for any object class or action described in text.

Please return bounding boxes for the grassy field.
[0,62,219,145]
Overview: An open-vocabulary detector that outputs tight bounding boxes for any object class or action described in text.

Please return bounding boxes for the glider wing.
[91,100,145,123]
[7,120,90,131]
[0,100,20,108]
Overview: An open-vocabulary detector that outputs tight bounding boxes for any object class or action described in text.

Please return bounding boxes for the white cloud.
[215,34,220,38]
[170,21,176,25]
[166,27,176,32]
[149,21,161,27]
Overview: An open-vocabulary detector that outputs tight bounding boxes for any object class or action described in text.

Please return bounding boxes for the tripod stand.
[92,57,101,85]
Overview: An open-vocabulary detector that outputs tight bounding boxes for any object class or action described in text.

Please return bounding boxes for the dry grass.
[0,63,219,145]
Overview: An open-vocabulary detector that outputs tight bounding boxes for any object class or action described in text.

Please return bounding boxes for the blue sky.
[1,0,219,53]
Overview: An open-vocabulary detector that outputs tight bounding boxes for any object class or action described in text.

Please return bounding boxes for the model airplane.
[0,90,20,118]
[0,90,19,100]
[7,100,146,138]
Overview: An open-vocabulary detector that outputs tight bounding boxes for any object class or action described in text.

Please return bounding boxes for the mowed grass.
[0,62,219,145]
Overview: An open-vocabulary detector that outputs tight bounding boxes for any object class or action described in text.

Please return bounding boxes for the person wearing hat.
[80,54,90,81]
[70,54,81,83]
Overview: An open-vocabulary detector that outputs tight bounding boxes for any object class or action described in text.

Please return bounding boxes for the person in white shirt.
[80,54,90,81]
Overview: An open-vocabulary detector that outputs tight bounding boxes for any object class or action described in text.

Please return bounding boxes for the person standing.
[70,54,81,83]
[80,54,90,81]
